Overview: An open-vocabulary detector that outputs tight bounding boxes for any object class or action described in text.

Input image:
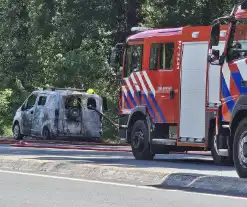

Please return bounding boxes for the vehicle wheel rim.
[132,129,144,150]
[13,125,19,138]
[238,133,247,168]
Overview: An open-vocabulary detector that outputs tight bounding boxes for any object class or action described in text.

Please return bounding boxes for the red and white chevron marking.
[122,71,155,97]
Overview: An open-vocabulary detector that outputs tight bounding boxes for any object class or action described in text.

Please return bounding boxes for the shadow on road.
[0,145,234,172]
[151,183,247,198]
[149,173,247,198]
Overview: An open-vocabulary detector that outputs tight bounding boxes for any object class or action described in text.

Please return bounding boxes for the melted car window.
[26,94,37,109]
[38,96,47,106]
[47,95,56,107]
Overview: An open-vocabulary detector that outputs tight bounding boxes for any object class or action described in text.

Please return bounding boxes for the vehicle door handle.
[170,89,175,99]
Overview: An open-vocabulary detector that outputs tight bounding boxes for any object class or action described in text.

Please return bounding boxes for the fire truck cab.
[110,25,229,163]
[208,0,247,178]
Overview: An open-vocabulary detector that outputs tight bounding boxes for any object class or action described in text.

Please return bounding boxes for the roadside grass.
[2,125,12,137]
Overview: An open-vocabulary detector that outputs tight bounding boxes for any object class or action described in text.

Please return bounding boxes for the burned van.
[12,88,107,140]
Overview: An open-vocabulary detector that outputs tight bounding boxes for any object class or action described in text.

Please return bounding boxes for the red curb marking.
[0,139,129,146]
[0,141,16,144]
[1,139,211,156]
[10,144,132,153]
[9,143,212,156]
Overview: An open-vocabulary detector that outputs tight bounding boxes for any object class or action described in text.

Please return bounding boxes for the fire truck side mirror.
[109,47,119,68]
[212,49,220,59]
[208,49,225,66]
[109,43,125,69]
[210,23,220,46]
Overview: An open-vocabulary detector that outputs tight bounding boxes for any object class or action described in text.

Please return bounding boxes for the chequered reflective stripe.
[221,59,247,121]
[122,72,166,122]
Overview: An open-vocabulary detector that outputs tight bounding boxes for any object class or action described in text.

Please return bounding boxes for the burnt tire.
[233,118,247,178]
[130,120,155,160]
[42,127,51,140]
[13,123,24,140]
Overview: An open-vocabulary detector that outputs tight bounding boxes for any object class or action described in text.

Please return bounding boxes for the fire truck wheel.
[211,134,232,166]
[233,118,247,178]
[130,120,155,160]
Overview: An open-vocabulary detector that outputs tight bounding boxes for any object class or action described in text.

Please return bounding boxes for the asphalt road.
[0,170,245,207]
[0,145,238,177]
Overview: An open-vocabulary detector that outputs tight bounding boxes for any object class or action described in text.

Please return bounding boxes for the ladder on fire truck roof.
[130,26,153,34]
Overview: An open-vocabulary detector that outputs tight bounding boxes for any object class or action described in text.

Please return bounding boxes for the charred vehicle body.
[12,88,107,140]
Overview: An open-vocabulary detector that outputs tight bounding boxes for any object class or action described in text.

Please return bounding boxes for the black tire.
[42,127,51,140]
[13,123,24,140]
[233,118,247,178]
[211,134,233,166]
[130,120,155,160]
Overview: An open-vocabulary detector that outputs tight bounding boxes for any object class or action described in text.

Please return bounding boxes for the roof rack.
[56,88,86,92]
[131,26,153,34]
[42,87,86,92]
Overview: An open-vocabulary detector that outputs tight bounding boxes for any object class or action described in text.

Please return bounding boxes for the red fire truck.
[109,0,247,178]
[207,0,247,178]
[110,25,229,161]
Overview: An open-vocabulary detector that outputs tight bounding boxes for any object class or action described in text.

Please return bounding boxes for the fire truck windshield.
[233,20,247,48]
[227,19,247,60]
[124,44,143,77]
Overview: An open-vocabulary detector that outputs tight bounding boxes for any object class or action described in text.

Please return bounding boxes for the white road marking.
[0,169,157,189]
[0,169,246,200]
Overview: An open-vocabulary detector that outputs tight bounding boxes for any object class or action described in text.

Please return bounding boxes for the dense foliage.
[0,0,235,138]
